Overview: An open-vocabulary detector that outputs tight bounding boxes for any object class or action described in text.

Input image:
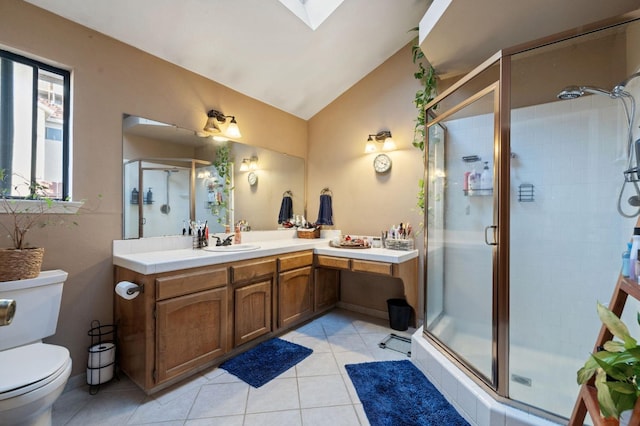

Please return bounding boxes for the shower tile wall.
[436,91,640,417]
[508,94,640,415]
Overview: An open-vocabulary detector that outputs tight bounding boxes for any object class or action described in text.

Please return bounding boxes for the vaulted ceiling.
[24,0,640,119]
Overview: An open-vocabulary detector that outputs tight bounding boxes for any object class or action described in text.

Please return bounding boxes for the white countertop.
[113,234,418,275]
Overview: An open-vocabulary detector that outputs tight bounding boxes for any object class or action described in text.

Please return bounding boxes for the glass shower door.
[425,84,499,385]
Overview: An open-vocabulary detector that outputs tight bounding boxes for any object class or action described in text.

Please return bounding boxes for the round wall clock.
[373,153,392,173]
[247,171,258,186]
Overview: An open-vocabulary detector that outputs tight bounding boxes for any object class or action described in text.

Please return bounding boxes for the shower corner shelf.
[463,189,493,197]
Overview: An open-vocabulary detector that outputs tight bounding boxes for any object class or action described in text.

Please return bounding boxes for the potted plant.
[577,302,640,425]
[0,169,83,281]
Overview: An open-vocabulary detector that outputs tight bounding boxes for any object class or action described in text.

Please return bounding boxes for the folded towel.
[278,196,293,224]
[316,193,333,225]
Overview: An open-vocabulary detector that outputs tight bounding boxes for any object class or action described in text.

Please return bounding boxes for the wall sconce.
[239,156,258,172]
[203,109,242,138]
[364,130,396,153]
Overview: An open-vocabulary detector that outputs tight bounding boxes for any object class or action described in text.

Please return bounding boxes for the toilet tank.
[0,270,68,351]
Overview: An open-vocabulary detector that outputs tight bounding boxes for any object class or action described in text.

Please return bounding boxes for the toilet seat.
[0,343,70,400]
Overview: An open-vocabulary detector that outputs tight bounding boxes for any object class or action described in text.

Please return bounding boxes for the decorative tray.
[329,240,370,249]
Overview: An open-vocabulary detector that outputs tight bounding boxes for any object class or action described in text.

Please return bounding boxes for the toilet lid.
[0,343,70,399]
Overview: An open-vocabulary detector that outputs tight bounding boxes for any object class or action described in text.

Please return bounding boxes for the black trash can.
[387,298,411,331]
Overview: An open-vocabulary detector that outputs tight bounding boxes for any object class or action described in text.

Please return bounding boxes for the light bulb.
[364,139,377,153]
[382,137,397,151]
[225,118,242,138]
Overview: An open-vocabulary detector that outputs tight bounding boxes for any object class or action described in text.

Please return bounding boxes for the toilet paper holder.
[125,283,143,295]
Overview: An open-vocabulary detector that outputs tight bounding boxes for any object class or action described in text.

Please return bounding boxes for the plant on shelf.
[210,144,234,228]
[0,169,86,281]
[577,302,640,423]
[409,27,437,217]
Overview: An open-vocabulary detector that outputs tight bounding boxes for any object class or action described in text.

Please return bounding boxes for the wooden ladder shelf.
[569,268,640,425]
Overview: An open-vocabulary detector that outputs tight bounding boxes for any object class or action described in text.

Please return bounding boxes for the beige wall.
[307,43,425,318]
[0,1,307,376]
[0,1,425,379]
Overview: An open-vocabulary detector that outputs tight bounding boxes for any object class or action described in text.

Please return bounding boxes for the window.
[0,49,70,200]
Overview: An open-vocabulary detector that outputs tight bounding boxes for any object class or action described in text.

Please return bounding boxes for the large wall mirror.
[122,115,305,238]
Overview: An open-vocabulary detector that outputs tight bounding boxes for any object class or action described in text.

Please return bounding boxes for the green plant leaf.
[607,381,637,394]
[597,302,637,348]
[595,369,619,418]
[603,341,626,352]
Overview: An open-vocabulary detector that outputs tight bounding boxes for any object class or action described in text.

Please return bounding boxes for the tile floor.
[52,308,416,426]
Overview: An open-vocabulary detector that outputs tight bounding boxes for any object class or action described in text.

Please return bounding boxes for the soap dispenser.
[630,228,640,280]
[622,242,632,277]
[468,167,479,191]
[480,162,492,191]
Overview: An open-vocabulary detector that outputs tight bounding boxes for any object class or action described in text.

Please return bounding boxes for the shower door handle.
[484,225,497,246]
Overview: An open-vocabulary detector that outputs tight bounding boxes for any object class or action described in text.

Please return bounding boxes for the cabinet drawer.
[156,267,228,300]
[278,251,313,272]
[351,259,393,276]
[315,255,350,270]
[231,259,277,283]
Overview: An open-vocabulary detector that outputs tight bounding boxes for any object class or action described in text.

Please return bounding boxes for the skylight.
[278,0,345,31]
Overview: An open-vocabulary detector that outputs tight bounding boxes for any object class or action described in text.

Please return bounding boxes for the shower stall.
[417,11,640,423]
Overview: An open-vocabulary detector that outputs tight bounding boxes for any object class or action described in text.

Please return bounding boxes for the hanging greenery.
[410,27,437,152]
[410,28,437,216]
[210,144,233,227]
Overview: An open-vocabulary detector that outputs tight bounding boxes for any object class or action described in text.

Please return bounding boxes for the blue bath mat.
[346,360,469,426]
[220,338,312,387]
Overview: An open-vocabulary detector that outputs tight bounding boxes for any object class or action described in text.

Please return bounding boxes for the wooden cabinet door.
[279,266,313,328]
[314,267,339,313]
[156,287,228,384]
[234,279,272,347]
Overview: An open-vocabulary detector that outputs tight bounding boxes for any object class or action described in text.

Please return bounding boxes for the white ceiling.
[24,0,640,119]
[419,0,640,78]
[24,0,430,120]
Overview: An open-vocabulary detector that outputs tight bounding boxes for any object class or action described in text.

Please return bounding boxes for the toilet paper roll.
[88,342,115,368]
[87,364,114,385]
[115,281,139,300]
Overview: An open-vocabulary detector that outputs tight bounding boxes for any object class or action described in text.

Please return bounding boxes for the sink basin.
[203,244,261,252]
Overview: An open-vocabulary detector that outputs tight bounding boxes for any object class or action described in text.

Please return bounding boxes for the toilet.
[0,270,72,426]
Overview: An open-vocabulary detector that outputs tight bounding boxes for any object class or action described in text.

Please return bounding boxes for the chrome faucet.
[213,235,234,246]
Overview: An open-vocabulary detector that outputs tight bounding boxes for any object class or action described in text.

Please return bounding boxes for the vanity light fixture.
[203,109,242,138]
[238,156,258,172]
[249,156,258,170]
[364,130,396,153]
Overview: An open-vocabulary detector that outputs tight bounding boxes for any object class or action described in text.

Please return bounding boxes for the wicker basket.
[0,248,44,282]
[297,228,321,239]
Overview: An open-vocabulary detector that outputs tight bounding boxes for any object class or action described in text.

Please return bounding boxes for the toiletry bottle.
[630,227,640,280]
[468,167,479,191]
[463,171,470,191]
[636,250,640,284]
[622,242,632,277]
[131,187,139,204]
[480,162,492,191]
[234,224,241,244]
[145,187,153,204]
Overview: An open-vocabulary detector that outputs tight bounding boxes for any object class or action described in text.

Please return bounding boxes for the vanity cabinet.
[231,258,276,347]
[155,268,228,383]
[114,265,229,391]
[114,245,418,394]
[278,251,314,328]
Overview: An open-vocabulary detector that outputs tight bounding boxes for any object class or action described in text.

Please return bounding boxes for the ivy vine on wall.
[410,27,437,215]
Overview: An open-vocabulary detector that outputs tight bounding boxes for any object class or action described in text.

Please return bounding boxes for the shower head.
[557,85,615,100]
[557,86,582,100]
